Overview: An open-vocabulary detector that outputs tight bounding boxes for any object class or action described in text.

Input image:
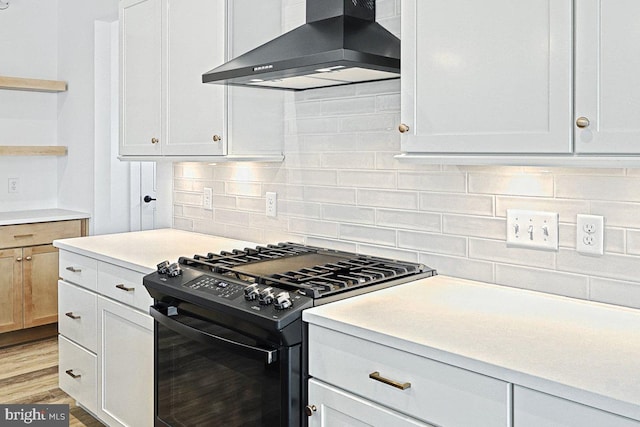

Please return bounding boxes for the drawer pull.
[13,233,34,239]
[66,266,82,273]
[65,369,81,379]
[116,284,135,292]
[369,371,411,390]
[65,312,81,320]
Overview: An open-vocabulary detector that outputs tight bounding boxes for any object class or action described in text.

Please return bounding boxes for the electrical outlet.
[203,187,213,210]
[8,178,19,193]
[266,192,277,217]
[506,209,559,251]
[576,214,604,255]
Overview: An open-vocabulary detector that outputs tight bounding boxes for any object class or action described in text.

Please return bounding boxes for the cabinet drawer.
[514,386,640,427]
[59,335,97,416]
[98,262,152,312]
[308,325,509,427]
[58,280,97,353]
[0,220,82,249]
[59,251,98,291]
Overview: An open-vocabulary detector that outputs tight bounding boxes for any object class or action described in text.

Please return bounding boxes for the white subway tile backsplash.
[340,224,396,246]
[495,264,589,299]
[556,176,640,202]
[420,193,494,216]
[469,238,555,269]
[398,171,466,193]
[443,215,505,240]
[358,189,418,209]
[469,173,554,197]
[590,278,640,309]
[322,204,376,225]
[398,230,467,256]
[338,170,396,188]
[169,0,640,309]
[376,209,441,232]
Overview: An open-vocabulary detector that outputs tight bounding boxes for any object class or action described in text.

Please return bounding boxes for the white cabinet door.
[119,0,163,156]
[575,0,640,154]
[514,386,640,427]
[308,379,432,427]
[401,0,573,154]
[97,296,154,427]
[226,0,284,157]
[163,0,226,156]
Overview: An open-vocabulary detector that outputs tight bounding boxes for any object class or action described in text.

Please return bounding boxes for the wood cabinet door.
[162,0,226,156]
[23,245,59,328]
[574,0,640,154]
[400,0,573,154]
[119,0,163,156]
[0,249,23,333]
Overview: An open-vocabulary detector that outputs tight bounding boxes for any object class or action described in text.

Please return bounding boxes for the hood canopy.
[202,0,400,91]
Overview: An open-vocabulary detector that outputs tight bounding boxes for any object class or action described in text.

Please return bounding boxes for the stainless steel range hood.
[202,0,400,91]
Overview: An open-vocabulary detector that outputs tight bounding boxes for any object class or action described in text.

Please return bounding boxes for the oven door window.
[153,306,282,427]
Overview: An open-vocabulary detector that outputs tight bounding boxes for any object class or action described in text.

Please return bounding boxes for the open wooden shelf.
[0,146,67,156]
[0,76,67,92]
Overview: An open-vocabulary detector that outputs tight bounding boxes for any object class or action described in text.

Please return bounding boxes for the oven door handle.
[150,306,278,364]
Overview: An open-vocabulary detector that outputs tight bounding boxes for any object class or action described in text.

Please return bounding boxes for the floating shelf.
[0,146,67,156]
[0,76,67,92]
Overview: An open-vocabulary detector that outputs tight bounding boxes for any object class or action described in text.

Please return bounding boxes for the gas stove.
[143,242,435,343]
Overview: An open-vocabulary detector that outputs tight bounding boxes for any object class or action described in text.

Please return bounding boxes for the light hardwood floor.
[0,337,104,427]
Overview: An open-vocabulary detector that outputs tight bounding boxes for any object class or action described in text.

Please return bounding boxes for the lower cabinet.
[58,249,154,427]
[97,296,154,427]
[514,386,640,427]
[307,325,510,427]
[308,379,432,427]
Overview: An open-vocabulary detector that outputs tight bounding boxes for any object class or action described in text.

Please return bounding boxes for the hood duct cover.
[202,0,400,91]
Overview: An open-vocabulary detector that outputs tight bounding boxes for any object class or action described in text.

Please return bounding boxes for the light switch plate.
[506,209,559,251]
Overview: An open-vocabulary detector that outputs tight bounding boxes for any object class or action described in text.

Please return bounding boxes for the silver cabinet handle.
[151,137,159,144]
[65,369,81,379]
[16,257,22,262]
[13,233,34,239]
[116,284,134,292]
[398,123,410,133]
[25,256,32,261]
[369,371,411,390]
[65,312,81,320]
[212,135,222,142]
[66,266,82,273]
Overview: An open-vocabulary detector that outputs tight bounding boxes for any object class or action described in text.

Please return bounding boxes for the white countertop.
[53,228,259,274]
[303,275,640,421]
[0,208,90,226]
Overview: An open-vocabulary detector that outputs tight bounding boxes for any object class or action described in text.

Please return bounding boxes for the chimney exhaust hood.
[202,0,400,91]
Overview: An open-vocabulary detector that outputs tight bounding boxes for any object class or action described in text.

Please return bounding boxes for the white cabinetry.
[400,0,640,164]
[306,325,510,427]
[119,0,283,161]
[58,250,153,427]
[514,386,640,427]
[574,0,640,154]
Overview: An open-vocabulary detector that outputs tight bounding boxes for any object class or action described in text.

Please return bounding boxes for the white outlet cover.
[576,214,604,255]
[266,192,277,217]
[506,209,559,251]
[203,187,213,210]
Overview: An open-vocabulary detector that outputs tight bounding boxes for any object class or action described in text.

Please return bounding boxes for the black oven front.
[150,304,302,427]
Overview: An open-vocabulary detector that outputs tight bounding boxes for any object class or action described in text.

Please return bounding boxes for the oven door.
[150,305,300,427]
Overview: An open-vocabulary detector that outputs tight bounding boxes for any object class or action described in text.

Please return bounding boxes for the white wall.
[172,0,640,310]
[0,0,59,211]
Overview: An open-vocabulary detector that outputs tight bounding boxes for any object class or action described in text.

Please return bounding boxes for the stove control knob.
[167,263,182,277]
[157,260,170,274]
[258,287,275,305]
[274,292,293,310]
[244,284,259,301]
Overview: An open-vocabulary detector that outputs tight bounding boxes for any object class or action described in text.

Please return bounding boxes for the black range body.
[143,242,436,427]
[202,0,401,91]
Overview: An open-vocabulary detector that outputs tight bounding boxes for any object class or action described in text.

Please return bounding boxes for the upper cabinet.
[399,0,640,164]
[119,0,284,161]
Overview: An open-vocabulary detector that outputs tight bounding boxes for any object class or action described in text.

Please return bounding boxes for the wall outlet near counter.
[203,187,212,210]
[8,177,19,193]
[576,214,604,255]
[266,192,277,217]
[506,209,559,251]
